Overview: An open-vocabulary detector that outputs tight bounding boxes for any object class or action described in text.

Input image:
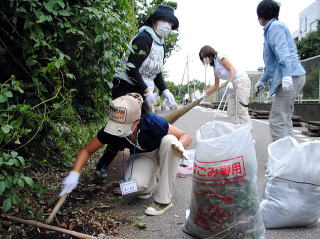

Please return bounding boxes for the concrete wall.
[249,103,320,122]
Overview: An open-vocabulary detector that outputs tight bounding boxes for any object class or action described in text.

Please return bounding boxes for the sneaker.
[137,193,152,199]
[94,169,107,184]
[145,201,173,216]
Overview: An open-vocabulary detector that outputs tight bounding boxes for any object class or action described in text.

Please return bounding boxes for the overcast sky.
[164,0,315,86]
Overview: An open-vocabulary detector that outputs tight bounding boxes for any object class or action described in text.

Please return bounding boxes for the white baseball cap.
[104,93,143,136]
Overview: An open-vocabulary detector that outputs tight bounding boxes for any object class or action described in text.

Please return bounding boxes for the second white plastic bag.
[260,136,320,228]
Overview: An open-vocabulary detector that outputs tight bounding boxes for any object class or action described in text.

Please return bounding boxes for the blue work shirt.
[260,19,305,95]
[97,113,169,154]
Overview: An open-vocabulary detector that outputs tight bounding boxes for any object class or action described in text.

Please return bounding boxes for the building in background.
[293,0,320,39]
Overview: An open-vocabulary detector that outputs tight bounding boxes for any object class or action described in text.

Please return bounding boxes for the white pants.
[125,135,179,204]
[227,77,251,124]
[269,75,306,141]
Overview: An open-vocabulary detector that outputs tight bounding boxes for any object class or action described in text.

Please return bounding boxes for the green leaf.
[57,0,65,8]
[1,125,13,134]
[138,50,146,55]
[14,138,21,145]
[11,194,20,204]
[18,179,24,188]
[43,0,59,14]
[59,10,70,16]
[8,158,18,166]
[95,35,103,43]
[23,176,34,188]
[11,117,23,128]
[0,181,5,195]
[24,19,34,29]
[4,91,13,98]
[0,94,7,103]
[10,152,18,158]
[26,56,37,67]
[17,7,27,14]
[3,198,12,212]
[17,156,25,166]
[53,103,60,109]
[63,22,71,28]
[66,73,75,79]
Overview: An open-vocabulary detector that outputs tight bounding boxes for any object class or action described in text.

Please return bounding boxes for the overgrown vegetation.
[0,0,179,214]
[296,20,320,99]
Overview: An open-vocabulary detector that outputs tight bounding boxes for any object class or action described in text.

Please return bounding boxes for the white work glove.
[226,81,234,91]
[255,79,265,92]
[200,91,207,100]
[171,141,188,159]
[163,89,177,108]
[144,91,157,105]
[282,76,293,92]
[59,171,80,197]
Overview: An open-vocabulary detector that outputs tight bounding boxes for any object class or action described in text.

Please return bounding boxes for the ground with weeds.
[0,152,146,239]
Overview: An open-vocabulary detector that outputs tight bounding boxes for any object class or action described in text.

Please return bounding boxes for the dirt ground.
[0,152,143,239]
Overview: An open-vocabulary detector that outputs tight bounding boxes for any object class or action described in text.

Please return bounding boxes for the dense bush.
[0,0,137,211]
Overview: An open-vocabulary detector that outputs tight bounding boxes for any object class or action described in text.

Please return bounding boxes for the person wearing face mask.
[199,45,252,124]
[256,0,306,141]
[95,5,179,180]
[113,4,178,106]
[59,93,192,216]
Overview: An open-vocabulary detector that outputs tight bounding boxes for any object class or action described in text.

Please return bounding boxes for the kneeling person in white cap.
[59,93,192,216]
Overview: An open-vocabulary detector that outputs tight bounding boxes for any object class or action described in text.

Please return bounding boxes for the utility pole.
[178,57,188,97]
[193,78,196,92]
[187,55,190,99]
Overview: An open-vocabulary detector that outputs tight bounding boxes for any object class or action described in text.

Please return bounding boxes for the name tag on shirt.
[120,180,138,195]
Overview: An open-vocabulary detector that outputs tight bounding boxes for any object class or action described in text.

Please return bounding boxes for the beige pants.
[269,75,306,141]
[125,135,179,204]
[227,77,251,124]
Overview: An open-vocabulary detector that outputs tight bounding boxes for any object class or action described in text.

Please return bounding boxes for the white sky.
[164,0,315,86]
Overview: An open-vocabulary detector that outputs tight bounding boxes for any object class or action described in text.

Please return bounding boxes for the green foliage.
[0,0,136,212]
[297,21,320,99]
[41,119,103,168]
[297,20,320,60]
[171,79,206,98]
[0,75,36,212]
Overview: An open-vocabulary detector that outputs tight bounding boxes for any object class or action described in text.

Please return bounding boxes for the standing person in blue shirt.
[59,93,192,216]
[255,0,306,141]
[95,5,178,179]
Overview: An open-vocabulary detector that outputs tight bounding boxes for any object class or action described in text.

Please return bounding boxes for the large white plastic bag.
[260,136,320,228]
[183,121,265,239]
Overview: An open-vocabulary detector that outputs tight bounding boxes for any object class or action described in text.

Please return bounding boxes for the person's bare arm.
[205,77,220,96]
[167,124,192,148]
[72,137,104,173]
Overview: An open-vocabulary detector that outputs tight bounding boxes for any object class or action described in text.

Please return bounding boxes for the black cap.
[146,5,179,30]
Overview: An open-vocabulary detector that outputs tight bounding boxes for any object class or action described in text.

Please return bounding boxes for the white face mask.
[121,127,132,137]
[155,21,172,38]
[119,122,137,138]
[203,57,211,65]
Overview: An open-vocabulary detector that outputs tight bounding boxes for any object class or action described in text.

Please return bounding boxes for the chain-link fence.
[208,55,320,103]
[301,55,320,102]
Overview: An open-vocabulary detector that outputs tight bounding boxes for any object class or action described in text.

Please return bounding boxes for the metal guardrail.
[208,55,320,104]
